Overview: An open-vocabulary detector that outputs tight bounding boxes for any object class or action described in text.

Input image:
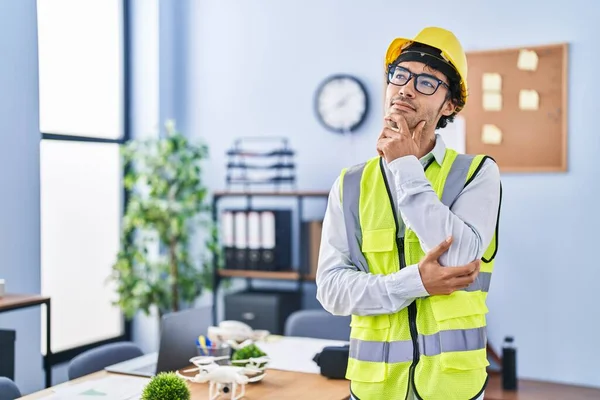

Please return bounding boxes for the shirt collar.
[420,133,446,167]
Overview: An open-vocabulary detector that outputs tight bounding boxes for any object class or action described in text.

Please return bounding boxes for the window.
[37,0,124,139]
[37,0,129,357]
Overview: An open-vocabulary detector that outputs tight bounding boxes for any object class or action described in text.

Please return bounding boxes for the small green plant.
[232,343,268,368]
[141,372,190,400]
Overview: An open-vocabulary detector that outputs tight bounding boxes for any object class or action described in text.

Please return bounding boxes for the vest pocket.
[428,292,489,372]
[346,314,390,383]
[350,314,391,330]
[440,348,489,371]
[361,228,395,253]
[346,356,387,383]
[429,291,488,322]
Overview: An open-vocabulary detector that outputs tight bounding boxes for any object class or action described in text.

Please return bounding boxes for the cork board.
[461,43,568,172]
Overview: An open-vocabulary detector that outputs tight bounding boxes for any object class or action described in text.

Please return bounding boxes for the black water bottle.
[502,336,517,390]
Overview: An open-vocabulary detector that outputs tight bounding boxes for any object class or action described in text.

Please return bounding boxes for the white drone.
[177,355,270,400]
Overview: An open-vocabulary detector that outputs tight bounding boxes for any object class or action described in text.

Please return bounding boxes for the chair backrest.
[284,309,351,341]
[67,341,144,380]
[0,377,21,400]
[155,306,213,374]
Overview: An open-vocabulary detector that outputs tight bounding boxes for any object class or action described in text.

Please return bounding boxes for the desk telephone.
[207,320,270,348]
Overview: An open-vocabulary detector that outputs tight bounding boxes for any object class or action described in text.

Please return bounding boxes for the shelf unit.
[210,190,329,324]
[225,137,297,192]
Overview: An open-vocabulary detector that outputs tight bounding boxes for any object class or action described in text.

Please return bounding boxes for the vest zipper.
[398,236,421,399]
[379,158,421,400]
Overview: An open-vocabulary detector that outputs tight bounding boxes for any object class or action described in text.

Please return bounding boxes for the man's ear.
[441,99,456,117]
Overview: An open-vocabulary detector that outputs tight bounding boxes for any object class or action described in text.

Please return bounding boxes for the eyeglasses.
[387,65,450,96]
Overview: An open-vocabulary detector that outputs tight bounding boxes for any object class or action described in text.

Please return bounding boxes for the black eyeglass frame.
[387,64,450,96]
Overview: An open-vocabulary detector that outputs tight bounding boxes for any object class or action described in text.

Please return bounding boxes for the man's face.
[385,60,455,130]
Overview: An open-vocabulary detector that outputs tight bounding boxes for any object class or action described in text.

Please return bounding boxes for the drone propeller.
[246,372,266,383]
[190,355,229,366]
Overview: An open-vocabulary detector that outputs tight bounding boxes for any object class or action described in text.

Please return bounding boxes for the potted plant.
[141,372,191,400]
[108,120,221,319]
[230,342,270,372]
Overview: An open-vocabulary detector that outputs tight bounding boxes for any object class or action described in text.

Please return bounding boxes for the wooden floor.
[485,374,600,400]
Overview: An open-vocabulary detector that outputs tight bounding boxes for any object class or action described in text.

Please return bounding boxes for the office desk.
[19,366,600,400]
[0,294,52,388]
[19,368,351,400]
[19,336,350,400]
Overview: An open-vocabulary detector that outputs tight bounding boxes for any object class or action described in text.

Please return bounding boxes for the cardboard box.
[302,220,323,278]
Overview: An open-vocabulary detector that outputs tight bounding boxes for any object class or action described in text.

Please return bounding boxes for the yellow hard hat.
[385,27,468,110]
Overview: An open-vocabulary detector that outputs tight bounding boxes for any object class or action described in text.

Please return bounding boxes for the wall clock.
[314,74,369,134]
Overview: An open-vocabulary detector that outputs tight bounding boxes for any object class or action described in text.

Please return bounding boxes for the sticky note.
[519,89,539,110]
[482,124,502,145]
[517,49,538,71]
[482,73,502,91]
[483,92,502,111]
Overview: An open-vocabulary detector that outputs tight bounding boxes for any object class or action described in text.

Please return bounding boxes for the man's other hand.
[418,237,480,296]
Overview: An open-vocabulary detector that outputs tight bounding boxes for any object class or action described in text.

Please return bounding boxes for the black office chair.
[67,341,144,380]
[284,309,351,340]
[0,377,21,400]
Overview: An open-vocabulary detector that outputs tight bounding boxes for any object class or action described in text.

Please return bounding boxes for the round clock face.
[315,75,368,134]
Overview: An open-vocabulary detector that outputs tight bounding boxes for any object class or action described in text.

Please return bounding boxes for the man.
[316,26,502,400]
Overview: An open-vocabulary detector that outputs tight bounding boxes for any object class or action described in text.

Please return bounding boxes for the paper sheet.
[439,116,466,154]
[482,73,502,91]
[519,89,539,110]
[255,336,348,374]
[39,375,149,400]
[518,49,538,71]
[483,92,502,111]
[481,124,502,145]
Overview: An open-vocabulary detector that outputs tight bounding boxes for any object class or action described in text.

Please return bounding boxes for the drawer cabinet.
[224,290,301,335]
[0,329,15,380]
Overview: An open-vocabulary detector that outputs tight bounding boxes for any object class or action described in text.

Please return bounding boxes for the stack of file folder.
[221,209,292,271]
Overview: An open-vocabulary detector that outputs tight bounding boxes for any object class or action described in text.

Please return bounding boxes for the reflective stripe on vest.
[349,326,486,363]
[342,162,369,273]
[341,154,491,293]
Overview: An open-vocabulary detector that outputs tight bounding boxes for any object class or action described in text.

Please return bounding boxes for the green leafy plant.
[109,120,222,319]
[232,343,268,368]
[141,372,190,400]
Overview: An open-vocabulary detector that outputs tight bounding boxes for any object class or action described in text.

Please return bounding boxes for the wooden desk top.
[484,374,600,400]
[19,368,350,400]
[20,369,600,400]
[0,294,50,312]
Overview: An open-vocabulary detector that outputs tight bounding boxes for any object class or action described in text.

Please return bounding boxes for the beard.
[387,107,427,131]
[387,96,423,130]
[387,94,448,133]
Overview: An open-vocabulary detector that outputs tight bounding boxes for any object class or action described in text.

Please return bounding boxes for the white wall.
[182,0,600,388]
[0,0,41,394]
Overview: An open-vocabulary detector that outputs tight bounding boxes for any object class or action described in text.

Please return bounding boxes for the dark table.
[0,294,52,388]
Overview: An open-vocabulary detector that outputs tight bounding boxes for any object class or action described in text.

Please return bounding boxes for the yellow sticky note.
[517,49,538,71]
[482,73,502,91]
[482,124,502,145]
[519,89,539,110]
[483,92,502,111]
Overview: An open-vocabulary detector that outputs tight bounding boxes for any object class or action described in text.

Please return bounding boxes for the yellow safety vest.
[339,149,501,400]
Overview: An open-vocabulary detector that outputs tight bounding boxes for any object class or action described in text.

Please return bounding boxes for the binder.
[234,211,247,269]
[259,211,276,270]
[247,211,261,270]
[222,211,236,269]
[220,208,292,271]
